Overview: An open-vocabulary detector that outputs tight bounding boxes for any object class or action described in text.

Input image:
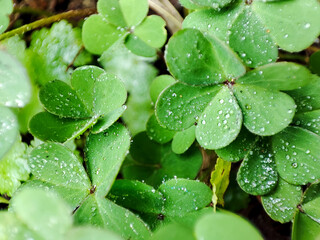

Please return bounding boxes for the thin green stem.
[0,8,96,41]
[148,0,182,34]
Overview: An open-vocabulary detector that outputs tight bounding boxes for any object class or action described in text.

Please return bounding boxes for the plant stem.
[148,0,183,34]
[0,8,96,41]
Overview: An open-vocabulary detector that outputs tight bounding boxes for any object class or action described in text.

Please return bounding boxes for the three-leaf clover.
[82,0,167,57]
[29,65,127,142]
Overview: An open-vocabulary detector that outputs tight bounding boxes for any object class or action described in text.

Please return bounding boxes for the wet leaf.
[134,15,167,48]
[194,211,263,240]
[124,34,157,57]
[158,179,212,217]
[215,127,256,162]
[122,132,202,187]
[252,0,320,52]
[29,112,96,143]
[229,7,278,68]
[301,181,320,222]
[0,138,29,196]
[71,66,127,116]
[82,14,127,55]
[287,75,320,113]
[196,86,242,149]
[172,126,196,154]
[0,0,13,34]
[237,138,278,195]
[146,113,176,144]
[85,123,130,197]
[182,3,243,43]
[262,178,302,223]
[11,188,72,240]
[292,211,320,240]
[150,75,176,104]
[0,50,31,108]
[0,106,18,160]
[238,62,312,91]
[272,126,320,185]
[108,179,164,214]
[293,110,320,136]
[210,158,231,209]
[27,21,91,86]
[91,106,127,134]
[179,0,233,9]
[165,29,245,85]
[234,84,296,136]
[97,0,126,27]
[29,142,91,192]
[156,82,221,131]
[74,194,151,240]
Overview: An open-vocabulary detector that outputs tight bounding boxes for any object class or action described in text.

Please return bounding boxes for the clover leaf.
[82,0,167,57]
[122,132,202,187]
[0,0,13,34]
[29,66,127,142]
[183,0,320,67]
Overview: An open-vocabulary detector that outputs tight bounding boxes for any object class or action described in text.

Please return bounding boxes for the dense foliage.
[0,0,320,239]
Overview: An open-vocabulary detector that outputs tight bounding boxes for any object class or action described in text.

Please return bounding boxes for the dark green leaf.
[237,62,312,91]
[74,194,151,240]
[179,0,233,9]
[234,84,296,136]
[237,138,278,195]
[301,181,320,223]
[196,86,242,149]
[85,123,130,197]
[108,179,164,214]
[122,132,202,187]
[146,113,176,144]
[229,7,277,68]
[155,82,221,131]
[66,227,123,240]
[158,179,212,216]
[310,51,320,76]
[29,112,96,143]
[172,126,196,154]
[292,211,320,240]
[215,127,256,162]
[262,178,302,223]
[272,126,320,185]
[165,29,245,85]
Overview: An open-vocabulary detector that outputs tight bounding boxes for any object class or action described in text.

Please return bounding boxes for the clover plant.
[0,0,320,239]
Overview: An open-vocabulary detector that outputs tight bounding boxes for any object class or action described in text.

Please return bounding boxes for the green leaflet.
[229,7,278,68]
[29,112,96,143]
[238,62,312,91]
[292,211,320,240]
[65,227,123,240]
[165,28,245,85]
[272,126,320,185]
[150,75,176,104]
[237,138,278,196]
[293,110,320,136]
[196,86,242,149]
[172,126,196,154]
[301,181,320,222]
[179,0,233,9]
[262,178,302,223]
[151,223,194,240]
[233,84,296,136]
[194,212,263,240]
[0,138,29,196]
[0,50,31,107]
[74,193,151,240]
[156,82,222,131]
[85,123,131,197]
[122,132,202,187]
[0,106,18,160]
[146,113,176,144]
[310,51,320,76]
[0,0,13,34]
[10,189,73,240]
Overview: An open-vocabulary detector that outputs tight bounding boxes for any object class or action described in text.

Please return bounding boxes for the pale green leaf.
[150,75,175,104]
[0,0,13,34]
[119,0,148,27]
[172,126,196,154]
